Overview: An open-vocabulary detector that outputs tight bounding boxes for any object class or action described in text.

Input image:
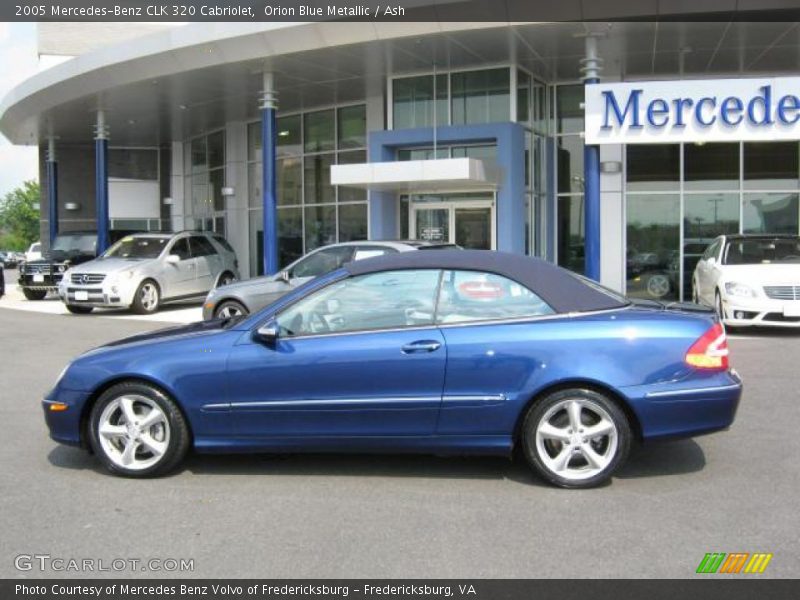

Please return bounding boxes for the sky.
[0,23,40,199]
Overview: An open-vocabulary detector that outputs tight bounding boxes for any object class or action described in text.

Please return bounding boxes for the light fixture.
[278,130,290,137]
[600,161,622,174]
[221,187,235,197]
[64,202,80,211]
[162,197,173,205]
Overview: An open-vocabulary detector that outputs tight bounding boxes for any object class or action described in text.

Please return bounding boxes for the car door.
[189,235,221,294]
[163,237,197,298]
[433,269,557,435]
[226,268,446,438]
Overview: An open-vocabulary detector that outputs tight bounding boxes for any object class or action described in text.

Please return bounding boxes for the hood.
[67,256,154,275]
[720,263,800,285]
[101,319,232,349]
[211,274,283,295]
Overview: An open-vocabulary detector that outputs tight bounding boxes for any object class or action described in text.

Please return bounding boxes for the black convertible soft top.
[344,249,628,314]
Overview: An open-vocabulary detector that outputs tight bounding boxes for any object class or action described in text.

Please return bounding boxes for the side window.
[212,234,235,253]
[276,269,441,336]
[190,235,218,257]
[170,238,191,261]
[352,247,396,261]
[291,247,354,279]
[436,270,555,324]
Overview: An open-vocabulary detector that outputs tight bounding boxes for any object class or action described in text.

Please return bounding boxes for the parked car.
[58,231,239,314]
[0,251,20,269]
[202,240,456,320]
[44,250,741,487]
[693,233,800,328]
[18,232,99,300]
[24,241,42,262]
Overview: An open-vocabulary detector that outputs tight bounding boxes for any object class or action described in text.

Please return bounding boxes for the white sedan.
[693,234,800,328]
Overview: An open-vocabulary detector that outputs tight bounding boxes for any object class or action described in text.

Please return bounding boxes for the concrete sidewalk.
[0,269,201,324]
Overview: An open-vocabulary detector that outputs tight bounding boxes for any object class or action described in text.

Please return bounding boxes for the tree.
[0,180,40,250]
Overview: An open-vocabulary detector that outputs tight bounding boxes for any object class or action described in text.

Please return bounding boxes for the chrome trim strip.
[201,403,229,410]
[443,394,507,402]
[228,396,440,409]
[645,384,741,398]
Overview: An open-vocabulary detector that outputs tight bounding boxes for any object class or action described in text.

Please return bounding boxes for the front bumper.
[43,388,91,447]
[58,280,137,308]
[622,370,743,441]
[19,273,63,291]
[721,296,800,328]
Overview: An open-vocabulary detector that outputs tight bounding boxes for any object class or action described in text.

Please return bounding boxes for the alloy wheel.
[534,398,618,481]
[217,303,244,319]
[646,274,670,299]
[140,282,159,311]
[96,395,170,471]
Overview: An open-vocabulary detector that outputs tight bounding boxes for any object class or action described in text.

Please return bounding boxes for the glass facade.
[184,130,226,234]
[555,84,584,273]
[626,142,800,301]
[247,104,369,276]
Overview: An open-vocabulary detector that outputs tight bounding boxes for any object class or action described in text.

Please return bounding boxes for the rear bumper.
[622,370,742,441]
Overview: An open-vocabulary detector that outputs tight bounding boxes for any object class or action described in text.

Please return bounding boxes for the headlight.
[725,282,757,298]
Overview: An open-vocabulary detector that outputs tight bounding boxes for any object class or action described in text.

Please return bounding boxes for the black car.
[18,232,100,300]
[0,251,18,269]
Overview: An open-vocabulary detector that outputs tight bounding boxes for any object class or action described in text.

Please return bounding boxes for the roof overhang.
[330,158,498,192]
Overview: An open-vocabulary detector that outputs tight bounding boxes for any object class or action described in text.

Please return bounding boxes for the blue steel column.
[582,35,602,281]
[260,73,279,275]
[94,110,110,253]
[46,137,58,245]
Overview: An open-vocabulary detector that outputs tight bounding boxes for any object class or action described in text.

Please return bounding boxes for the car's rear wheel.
[214,299,248,320]
[644,273,671,299]
[521,388,631,488]
[22,289,47,300]
[131,280,160,314]
[88,381,190,477]
[66,305,93,314]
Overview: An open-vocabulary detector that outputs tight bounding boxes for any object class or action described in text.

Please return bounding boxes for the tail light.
[685,323,729,370]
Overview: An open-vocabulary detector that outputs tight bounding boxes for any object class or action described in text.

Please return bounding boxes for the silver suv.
[202,240,455,320]
[59,231,239,314]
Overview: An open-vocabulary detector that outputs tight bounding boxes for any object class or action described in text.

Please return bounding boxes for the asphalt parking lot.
[0,299,798,579]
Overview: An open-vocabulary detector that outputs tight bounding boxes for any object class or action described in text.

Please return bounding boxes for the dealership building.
[3,15,800,301]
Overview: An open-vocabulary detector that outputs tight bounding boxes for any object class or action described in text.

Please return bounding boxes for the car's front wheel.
[131,280,160,314]
[521,388,631,488]
[88,381,190,477]
[214,299,249,320]
[66,305,93,314]
[22,288,47,300]
[715,290,726,321]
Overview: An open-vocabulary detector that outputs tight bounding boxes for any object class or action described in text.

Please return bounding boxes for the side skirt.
[193,435,513,457]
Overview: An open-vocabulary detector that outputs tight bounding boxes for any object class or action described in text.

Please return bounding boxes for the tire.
[66,305,94,314]
[213,299,249,320]
[216,271,236,288]
[22,288,47,301]
[88,381,190,478]
[521,388,631,489]
[692,282,699,304]
[715,290,726,322]
[130,279,160,314]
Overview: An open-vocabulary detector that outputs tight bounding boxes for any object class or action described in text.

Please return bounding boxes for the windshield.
[723,238,800,265]
[104,236,169,259]
[51,234,96,254]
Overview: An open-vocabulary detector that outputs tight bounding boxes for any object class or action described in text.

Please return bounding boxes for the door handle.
[401,340,442,354]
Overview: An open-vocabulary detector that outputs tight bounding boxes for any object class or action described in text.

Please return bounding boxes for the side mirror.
[166,254,180,265]
[254,320,279,345]
[707,257,717,267]
[277,270,291,284]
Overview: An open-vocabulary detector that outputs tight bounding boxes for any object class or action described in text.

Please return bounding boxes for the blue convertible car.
[43,250,741,488]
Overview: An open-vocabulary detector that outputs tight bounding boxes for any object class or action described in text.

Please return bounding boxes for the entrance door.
[410,194,495,249]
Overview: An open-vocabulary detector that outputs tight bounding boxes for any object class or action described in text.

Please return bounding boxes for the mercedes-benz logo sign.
[81,274,89,285]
